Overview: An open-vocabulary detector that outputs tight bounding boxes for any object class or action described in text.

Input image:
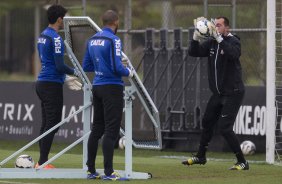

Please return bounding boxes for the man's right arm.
[82,44,94,72]
[53,36,75,75]
[111,38,131,77]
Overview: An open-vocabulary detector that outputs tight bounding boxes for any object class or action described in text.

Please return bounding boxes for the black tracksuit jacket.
[188,33,245,95]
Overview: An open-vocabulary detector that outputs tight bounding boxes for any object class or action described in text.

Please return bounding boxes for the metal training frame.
[0,16,162,179]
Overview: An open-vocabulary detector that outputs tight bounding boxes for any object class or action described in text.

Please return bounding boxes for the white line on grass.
[0,181,40,184]
[158,155,266,164]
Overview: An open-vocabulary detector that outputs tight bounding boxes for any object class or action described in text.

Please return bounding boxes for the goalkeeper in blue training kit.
[82,10,133,180]
[183,16,249,170]
[35,4,81,169]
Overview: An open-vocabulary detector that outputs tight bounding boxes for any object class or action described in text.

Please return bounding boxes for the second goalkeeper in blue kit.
[35,4,81,169]
[82,10,133,180]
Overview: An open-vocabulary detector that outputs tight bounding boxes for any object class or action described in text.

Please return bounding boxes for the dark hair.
[216,16,230,27]
[102,10,119,26]
[47,5,67,24]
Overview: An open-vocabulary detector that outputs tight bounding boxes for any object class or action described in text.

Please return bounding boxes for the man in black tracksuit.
[182,17,249,170]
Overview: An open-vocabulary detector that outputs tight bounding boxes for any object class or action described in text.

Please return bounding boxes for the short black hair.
[102,10,119,26]
[216,16,230,27]
[47,5,67,24]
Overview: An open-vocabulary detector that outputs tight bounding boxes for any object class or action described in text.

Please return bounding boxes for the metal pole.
[266,0,276,164]
[259,1,266,85]
[232,0,236,29]
[162,0,171,28]
[124,0,132,59]
[82,0,86,16]
[124,87,133,178]
[203,0,208,17]
[82,84,92,169]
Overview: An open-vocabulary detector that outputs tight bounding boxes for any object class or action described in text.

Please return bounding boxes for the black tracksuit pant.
[35,81,63,165]
[198,91,245,161]
[87,85,124,176]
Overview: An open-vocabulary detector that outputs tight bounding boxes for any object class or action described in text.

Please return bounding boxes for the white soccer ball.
[196,19,210,37]
[240,140,256,155]
[119,136,126,149]
[15,154,35,168]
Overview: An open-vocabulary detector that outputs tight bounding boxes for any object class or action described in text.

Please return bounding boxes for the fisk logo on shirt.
[115,39,121,56]
[91,39,105,46]
[54,37,62,53]
[38,38,46,44]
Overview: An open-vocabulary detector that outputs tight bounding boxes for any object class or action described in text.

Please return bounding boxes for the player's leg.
[35,82,63,167]
[218,92,248,170]
[39,104,46,150]
[183,94,221,166]
[198,94,222,157]
[38,102,46,162]
[100,85,124,178]
[35,82,47,153]
[87,86,104,179]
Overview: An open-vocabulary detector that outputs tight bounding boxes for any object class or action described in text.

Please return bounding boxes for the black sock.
[88,167,96,174]
[235,152,246,163]
[197,145,207,158]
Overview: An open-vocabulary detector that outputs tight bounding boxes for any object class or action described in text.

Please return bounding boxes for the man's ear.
[57,17,63,24]
[114,20,119,26]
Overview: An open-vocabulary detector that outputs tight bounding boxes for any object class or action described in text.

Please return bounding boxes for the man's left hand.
[122,57,128,68]
[65,75,82,91]
[208,19,223,43]
[127,67,134,78]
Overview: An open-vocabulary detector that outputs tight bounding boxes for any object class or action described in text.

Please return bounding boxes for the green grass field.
[0,140,282,184]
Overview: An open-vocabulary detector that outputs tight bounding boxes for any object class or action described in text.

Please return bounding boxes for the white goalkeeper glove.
[193,30,205,42]
[127,67,134,78]
[195,16,207,23]
[122,57,134,78]
[65,75,82,91]
[208,19,223,43]
[193,17,208,41]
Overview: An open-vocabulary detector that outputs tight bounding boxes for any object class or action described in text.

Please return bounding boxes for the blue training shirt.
[37,27,73,83]
[82,27,130,86]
